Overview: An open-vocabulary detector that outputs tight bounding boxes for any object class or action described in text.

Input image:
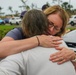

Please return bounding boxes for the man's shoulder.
[22,47,75,75]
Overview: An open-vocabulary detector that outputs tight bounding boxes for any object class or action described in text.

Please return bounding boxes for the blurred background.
[0,0,76,40]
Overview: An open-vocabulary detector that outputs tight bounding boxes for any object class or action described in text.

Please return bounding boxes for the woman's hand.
[50,47,75,64]
[38,35,62,48]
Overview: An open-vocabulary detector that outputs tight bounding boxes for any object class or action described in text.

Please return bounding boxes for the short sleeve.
[5,28,23,40]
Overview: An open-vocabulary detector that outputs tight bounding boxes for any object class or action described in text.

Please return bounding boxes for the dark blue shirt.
[6,28,25,40]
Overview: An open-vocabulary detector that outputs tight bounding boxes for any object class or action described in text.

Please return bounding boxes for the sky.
[0,0,76,15]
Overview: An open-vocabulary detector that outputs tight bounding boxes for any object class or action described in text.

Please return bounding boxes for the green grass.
[0,25,17,40]
[66,25,76,31]
[0,25,17,29]
[0,24,76,40]
[66,27,76,31]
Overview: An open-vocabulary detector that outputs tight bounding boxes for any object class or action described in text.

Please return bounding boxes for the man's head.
[44,5,69,36]
[21,9,48,37]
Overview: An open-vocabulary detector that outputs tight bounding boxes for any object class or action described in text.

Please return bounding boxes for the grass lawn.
[0,24,76,40]
[66,25,76,30]
[65,24,76,33]
[0,25,17,29]
[0,24,18,40]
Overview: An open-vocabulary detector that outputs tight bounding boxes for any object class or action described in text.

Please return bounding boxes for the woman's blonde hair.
[44,5,69,36]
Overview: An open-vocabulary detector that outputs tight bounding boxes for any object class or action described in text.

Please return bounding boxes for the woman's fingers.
[39,35,62,48]
[51,36,63,41]
[52,41,62,45]
[49,47,75,64]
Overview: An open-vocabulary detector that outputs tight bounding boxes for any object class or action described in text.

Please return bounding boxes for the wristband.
[36,36,40,46]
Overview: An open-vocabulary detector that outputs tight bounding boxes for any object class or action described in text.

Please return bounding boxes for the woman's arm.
[0,36,38,58]
[0,35,62,58]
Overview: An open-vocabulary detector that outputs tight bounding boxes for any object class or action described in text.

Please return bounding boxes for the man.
[0,40,75,75]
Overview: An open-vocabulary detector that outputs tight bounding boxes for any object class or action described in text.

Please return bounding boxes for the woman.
[43,5,75,64]
[0,5,75,65]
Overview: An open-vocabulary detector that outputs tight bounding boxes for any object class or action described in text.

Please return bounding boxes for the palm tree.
[68,4,73,10]
[73,9,76,14]
[19,6,23,12]
[52,0,62,6]
[21,0,28,5]
[69,0,71,5]
[20,0,30,11]
[31,3,34,9]
[0,7,2,12]
[14,10,19,16]
[31,3,38,9]
[0,6,3,16]
[26,5,30,10]
[46,2,50,6]
[61,2,73,16]
[8,6,13,14]
[61,2,68,10]
[52,0,57,3]
[21,0,26,9]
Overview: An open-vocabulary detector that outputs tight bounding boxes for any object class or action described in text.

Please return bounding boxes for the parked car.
[68,15,76,26]
[63,30,76,51]
[9,17,21,25]
[4,18,10,23]
[0,18,5,25]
